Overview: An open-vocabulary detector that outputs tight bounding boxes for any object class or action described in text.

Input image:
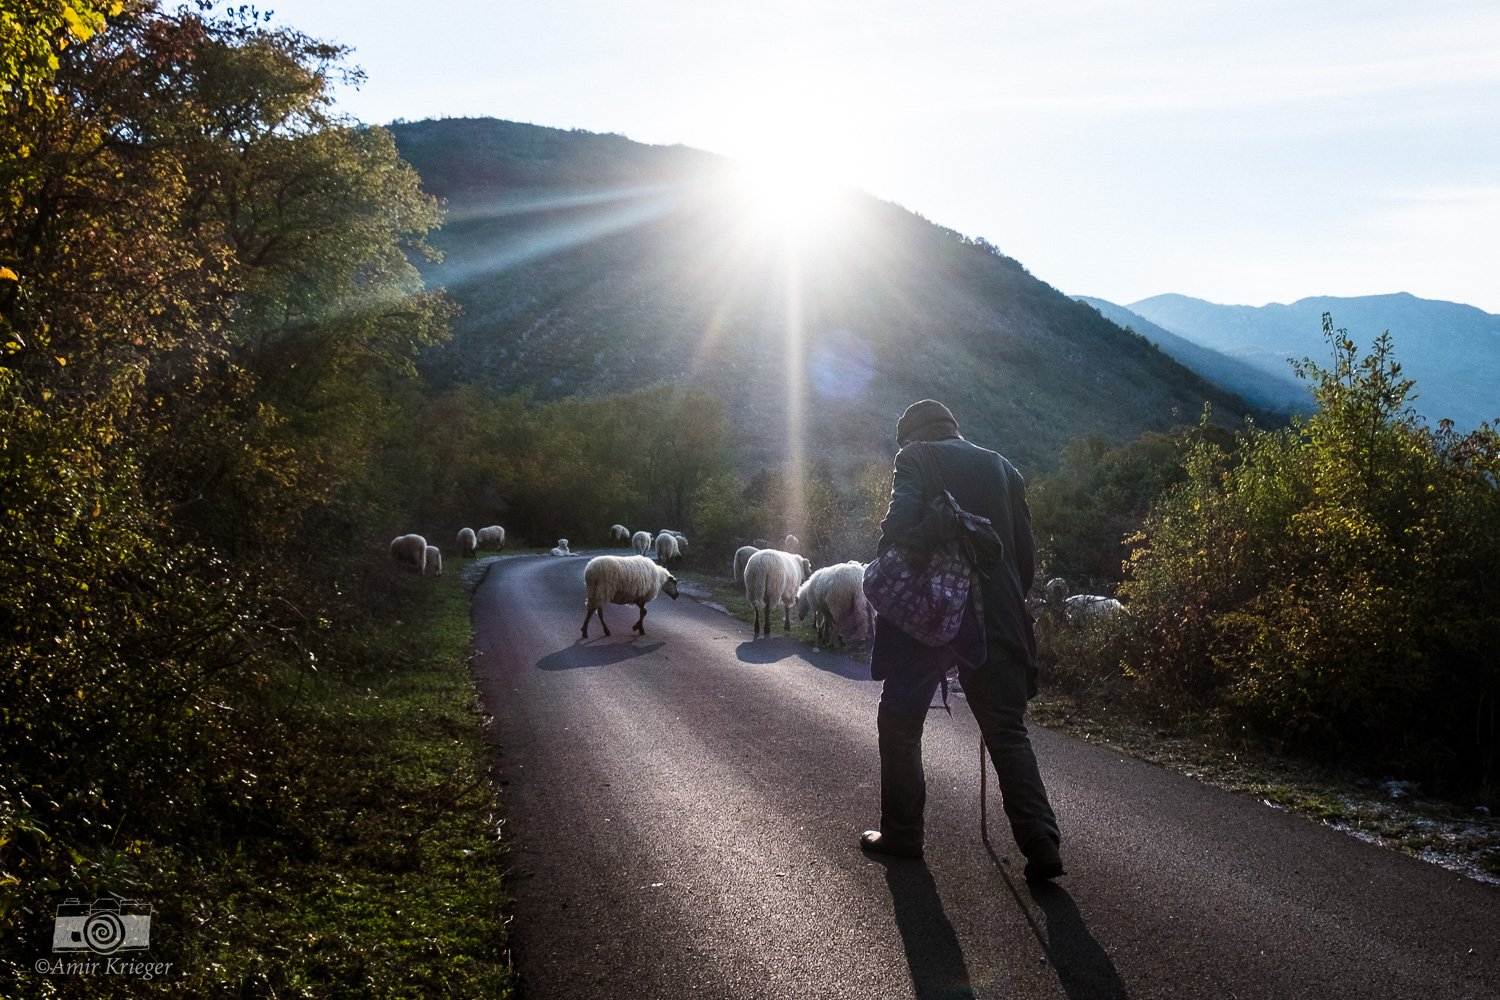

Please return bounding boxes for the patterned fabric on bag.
[862,540,974,647]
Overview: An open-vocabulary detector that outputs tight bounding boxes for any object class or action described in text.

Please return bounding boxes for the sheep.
[424,545,443,576]
[795,561,874,647]
[610,524,631,546]
[550,538,573,557]
[669,530,688,554]
[654,531,680,565]
[389,533,427,574]
[732,545,759,587]
[581,554,680,638]
[1043,577,1125,624]
[475,525,506,551]
[781,533,801,554]
[457,527,477,558]
[744,548,813,637]
[631,530,653,556]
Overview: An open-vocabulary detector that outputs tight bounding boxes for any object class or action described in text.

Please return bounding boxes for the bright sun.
[729,155,850,242]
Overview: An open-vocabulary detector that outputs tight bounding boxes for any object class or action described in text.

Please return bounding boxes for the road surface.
[468,553,1499,999]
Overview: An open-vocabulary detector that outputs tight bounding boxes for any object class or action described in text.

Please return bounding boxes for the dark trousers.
[876,642,1060,852]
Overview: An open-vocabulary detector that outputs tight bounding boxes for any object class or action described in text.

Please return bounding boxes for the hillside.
[389,118,1259,476]
[1124,293,1500,431]
[1076,297,1310,416]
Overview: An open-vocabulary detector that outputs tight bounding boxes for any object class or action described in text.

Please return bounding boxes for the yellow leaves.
[0,266,17,281]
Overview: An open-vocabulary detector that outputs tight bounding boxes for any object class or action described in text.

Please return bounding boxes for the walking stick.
[979,733,989,841]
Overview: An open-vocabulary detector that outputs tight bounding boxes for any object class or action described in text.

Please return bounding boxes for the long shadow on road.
[535,640,666,671]
[984,841,1129,999]
[734,638,873,681]
[872,856,975,1000]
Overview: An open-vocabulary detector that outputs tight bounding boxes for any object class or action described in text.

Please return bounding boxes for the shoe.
[1022,835,1066,882]
[860,829,923,859]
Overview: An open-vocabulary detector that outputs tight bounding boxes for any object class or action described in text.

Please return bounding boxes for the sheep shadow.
[536,639,666,671]
[734,636,807,665]
[797,645,876,681]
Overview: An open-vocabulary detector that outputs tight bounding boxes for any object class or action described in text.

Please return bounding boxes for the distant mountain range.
[1079,293,1500,431]
[388,118,1260,477]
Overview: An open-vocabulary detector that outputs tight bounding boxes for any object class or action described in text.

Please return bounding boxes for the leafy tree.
[1121,314,1500,794]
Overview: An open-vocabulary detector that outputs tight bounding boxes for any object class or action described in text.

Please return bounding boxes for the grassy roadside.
[170,567,513,997]
[5,566,515,999]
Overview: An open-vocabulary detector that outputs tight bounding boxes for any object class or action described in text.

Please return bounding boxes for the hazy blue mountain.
[387,118,1262,476]
[1076,297,1311,416]
[1123,293,1500,430]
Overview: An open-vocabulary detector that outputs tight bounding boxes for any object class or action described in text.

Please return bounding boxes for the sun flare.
[728,156,850,242]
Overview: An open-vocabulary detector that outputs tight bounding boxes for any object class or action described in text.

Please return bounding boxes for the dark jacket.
[873,435,1039,673]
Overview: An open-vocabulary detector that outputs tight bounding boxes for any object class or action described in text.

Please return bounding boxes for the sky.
[259,0,1500,315]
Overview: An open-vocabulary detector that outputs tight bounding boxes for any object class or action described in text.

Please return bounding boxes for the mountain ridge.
[388,117,1267,476]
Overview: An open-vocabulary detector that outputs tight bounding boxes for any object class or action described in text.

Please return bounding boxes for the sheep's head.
[663,574,680,600]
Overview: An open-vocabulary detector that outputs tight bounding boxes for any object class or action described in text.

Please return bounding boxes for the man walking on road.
[860,399,1065,882]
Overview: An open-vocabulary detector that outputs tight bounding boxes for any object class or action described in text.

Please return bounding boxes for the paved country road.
[468,553,1500,1000]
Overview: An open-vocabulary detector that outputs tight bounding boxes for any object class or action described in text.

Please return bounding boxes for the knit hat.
[896,399,959,445]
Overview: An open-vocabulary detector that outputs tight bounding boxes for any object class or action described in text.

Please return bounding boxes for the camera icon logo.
[52,896,153,955]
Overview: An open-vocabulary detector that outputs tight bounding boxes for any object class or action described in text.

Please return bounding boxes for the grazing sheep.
[457,527,477,558]
[781,533,802,554]
[732,545,759,587]
[654,531,680,565]
[669,530,688,554]
[744,548,813,637]
[1043,577,1125,624]
[475,525,506,551]
[581,554,680,638]
[795,561,873,647]
[631,530,653,556]
[389,533,427,574]
[550,538,573,557]
[610,524,631,546]
[424,545,443,576]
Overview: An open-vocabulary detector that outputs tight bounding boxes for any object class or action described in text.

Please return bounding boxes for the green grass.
[5,571,515,999]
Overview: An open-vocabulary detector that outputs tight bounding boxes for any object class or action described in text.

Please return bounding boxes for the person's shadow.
[874,857,976,1000]
[985,842,1130,999]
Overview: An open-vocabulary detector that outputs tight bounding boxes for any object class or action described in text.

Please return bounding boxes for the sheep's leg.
[634,602,648,634]
[581,605,610,638]
[753,599,763,637]
[782,601,792,631]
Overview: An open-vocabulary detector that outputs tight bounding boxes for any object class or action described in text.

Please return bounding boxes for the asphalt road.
[468,553,1500,1000]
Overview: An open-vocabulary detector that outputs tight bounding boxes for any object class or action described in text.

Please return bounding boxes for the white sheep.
[424,545,443,576]
[795,561,873,647]
[475,525,506,551]
[654,531,680,565]
[389,533,428,574]
[732,545,759,587]
[1043,577,1125,624]
[631,530,653,556]
[744,548,813,637]
[581,554,680,638]
[550,538,573,557]
[457,527,477,558]
[781,533,802,554]
[610,524,631,546]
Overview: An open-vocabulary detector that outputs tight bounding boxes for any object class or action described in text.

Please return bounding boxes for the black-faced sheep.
[424,545,443,576]
[389,533,428,574]
[744,548,813,637]
[732,545,759,587]
[631,530,652,556]
[610,524,631,545]
[476,525,506,551]
[654,531,680,565]
[795,561,873,647]
[581,554,680,638]
[457,527,477,558]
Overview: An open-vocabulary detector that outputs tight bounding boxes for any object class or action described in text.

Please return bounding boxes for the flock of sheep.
[391,521,1123,648]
